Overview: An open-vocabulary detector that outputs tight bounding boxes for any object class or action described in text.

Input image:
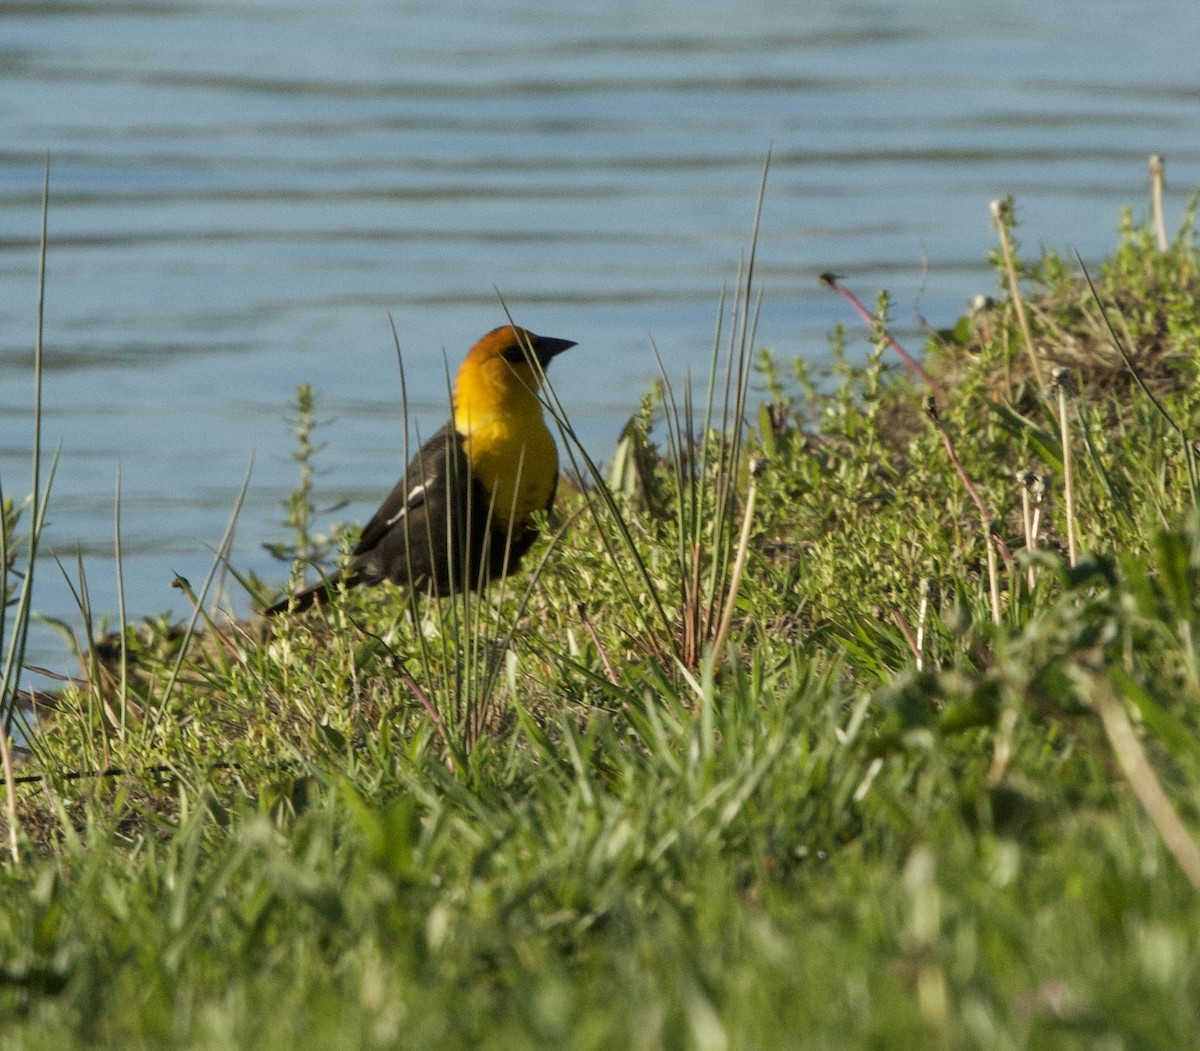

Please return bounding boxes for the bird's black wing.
[263,423,467,614]
[354,423,451,553]
[349,422,473,593]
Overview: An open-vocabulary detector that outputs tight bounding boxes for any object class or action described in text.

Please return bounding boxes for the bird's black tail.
[263,570,343,616]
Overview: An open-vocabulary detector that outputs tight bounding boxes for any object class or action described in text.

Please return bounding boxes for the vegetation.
[4,174,1200,1048]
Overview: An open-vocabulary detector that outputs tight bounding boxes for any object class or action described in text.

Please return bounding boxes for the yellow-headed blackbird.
[265,325,575,614]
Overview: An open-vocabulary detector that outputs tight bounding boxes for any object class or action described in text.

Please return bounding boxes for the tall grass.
[0,163,59,860]
[532,156,771,675]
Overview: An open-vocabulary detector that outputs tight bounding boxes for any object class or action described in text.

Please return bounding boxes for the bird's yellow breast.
[453,333,558,526]
[460,415,558,526]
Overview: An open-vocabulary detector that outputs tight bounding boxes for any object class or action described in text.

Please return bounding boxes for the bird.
[265,325,576,615]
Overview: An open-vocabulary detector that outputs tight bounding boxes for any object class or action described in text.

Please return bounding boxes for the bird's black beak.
[533,335,576,366]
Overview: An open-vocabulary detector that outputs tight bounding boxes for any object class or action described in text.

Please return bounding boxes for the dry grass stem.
[711,460,764,660]
[1150,154,1168,252]
[1054,368,1079,567]
[986,521,1002,626]
[991,198,1045,387]
[915,577,935,672]
[1095,675,1200,892]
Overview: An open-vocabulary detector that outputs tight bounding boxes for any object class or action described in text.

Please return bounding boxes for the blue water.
[2,0,1199,675]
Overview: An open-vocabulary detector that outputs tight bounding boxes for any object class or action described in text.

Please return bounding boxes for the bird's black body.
[266,423,549,615]
[265,326,573,616]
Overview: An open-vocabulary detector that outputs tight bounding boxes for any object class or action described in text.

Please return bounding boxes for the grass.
[5,169,1200,1047]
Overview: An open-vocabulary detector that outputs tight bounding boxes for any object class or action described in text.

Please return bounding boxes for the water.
[2,0,1198,676]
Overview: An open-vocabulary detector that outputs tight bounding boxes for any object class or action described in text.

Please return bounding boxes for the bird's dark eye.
[501,343,532,364]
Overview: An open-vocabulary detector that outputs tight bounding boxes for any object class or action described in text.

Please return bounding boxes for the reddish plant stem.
[820,272,945,398]
[925,398,1013,566]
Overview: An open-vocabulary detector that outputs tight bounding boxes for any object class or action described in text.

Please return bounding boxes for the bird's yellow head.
[452,326,575,435]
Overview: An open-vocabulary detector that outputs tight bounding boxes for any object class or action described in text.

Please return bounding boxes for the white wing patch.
[383,478,431,529]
